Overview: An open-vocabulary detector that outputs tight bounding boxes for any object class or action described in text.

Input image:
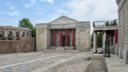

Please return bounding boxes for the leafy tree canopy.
[105,19,117,26]
[18,18,36,37]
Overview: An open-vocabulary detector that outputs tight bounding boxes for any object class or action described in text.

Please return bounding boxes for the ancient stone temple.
[36,16,90,51]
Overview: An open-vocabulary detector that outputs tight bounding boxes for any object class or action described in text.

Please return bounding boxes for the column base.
[65,46,74,50]
[119,46,123,59]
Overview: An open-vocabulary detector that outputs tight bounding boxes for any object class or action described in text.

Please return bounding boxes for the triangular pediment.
[49,16,77,24]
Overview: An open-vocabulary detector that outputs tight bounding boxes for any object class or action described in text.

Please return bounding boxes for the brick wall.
[0,38,35,54]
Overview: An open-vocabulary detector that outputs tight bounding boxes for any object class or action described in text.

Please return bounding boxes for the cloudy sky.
[0,0,118,26]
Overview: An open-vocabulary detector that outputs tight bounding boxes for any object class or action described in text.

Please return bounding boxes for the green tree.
[105,19,117,26]
[19,18,36,37]
[96,32,102,47]
[105,21,110,26]
[111,19,117,26]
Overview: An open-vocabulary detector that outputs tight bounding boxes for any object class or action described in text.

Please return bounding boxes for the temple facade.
[36,16,90,51]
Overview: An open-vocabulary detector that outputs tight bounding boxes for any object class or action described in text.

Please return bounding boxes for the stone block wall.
[0,38,35,54]
[76,27,90,51]
[36,27,50,51]
[117,0,128,63]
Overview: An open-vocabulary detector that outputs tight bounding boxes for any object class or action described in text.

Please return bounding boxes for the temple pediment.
[49,16,77,24]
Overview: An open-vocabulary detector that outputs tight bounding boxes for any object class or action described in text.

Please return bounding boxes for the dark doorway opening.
[62,35,66,47]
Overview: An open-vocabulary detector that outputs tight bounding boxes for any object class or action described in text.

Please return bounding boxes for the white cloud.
[7,10,19,16]
[58,9,68,14]
[40,0,54,5]
[4,2,19,16]
[9,6,16,10]
[47,0,54,5]
[25,0,37,8]
[66,0,118,21]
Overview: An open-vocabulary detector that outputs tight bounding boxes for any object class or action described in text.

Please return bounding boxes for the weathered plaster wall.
[117,0,128,63]
[76,27,90,51]
[36,25,50,51]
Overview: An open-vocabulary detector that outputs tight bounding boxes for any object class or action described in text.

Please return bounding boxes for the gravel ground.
[0,52,80,72]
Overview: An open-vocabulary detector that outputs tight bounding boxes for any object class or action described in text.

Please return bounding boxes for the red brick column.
[115,29,118,44]
[65,30,68,46]
[51,30,56,46]
[59,30,62,46]
[72,29,75,47]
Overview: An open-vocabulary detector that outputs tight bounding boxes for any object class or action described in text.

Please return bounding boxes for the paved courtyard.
[0,52,91,72]
[106,55,128,72]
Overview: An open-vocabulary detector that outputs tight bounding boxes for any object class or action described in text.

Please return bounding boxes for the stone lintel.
[36,22,90,29]
[36,23,49,29]
[49,23,76,29]
[94,26,118,31]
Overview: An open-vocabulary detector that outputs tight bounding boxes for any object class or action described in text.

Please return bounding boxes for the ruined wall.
[76,27,90,51]
[0,38,35,54]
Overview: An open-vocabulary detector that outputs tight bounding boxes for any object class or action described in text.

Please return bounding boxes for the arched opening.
[0,31,4,40]
[22,32,25,38]
[8,31,13,40]
[16,31,20,40]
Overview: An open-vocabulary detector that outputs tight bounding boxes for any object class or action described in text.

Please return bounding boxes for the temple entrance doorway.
[62,35,65,47]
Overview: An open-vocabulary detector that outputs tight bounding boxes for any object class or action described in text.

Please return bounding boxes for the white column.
[113,36,115,46]
[93,32,97,53]
[13,31,16,40]
[4,30,8,39]
[102,31,106,55]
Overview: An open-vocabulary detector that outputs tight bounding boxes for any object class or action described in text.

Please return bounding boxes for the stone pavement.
[0,52,79,72]
[33,52,91,72]
[0,51,92,72]
[105,55,128,72]
[85,54,108,72]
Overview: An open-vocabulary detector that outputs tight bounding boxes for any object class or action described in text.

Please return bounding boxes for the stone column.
[102,31,106,55]
[65,30,68,46]
[13,31,16,40]
[115,29,118,44]
[72,29,75,47]
[51,30,54,46]
[59,30,62,47]
[113,34,115,54]
[93,31,97,53]
[52,30,56,46]
[4,30,8,40]
[114,29,118,55]
[113,35,115,46]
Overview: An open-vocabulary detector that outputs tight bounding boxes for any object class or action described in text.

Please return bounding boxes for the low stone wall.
[0,38,35,54]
